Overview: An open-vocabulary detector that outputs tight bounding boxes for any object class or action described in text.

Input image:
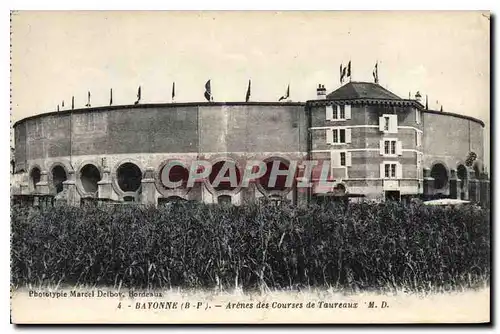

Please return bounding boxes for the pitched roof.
[326,82,401,100]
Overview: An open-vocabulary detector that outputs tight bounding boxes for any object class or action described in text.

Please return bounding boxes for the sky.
[10,10,490,168]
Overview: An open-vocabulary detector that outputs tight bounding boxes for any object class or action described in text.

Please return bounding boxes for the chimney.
[316,84,326,99]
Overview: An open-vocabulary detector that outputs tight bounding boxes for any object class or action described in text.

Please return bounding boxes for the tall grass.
[10,201,490,292]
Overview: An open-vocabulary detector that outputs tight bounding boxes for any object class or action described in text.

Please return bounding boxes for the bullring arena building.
[11,81,490,207]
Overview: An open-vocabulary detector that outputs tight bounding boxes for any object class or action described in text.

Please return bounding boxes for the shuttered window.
[328,127,351,144]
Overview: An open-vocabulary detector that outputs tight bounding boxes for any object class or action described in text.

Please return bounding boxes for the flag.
[85,91,91,107]
[135,86,141,105]
[71,96,74,110]
[110,88,113,105]
[340,65,346,84]
[425,95,428,109]
[373,62,379,84]
[347,61,351,79]
[172,82,175,102]
[279,84,290,101]
[204,80,212,102]
[245,80,251,102]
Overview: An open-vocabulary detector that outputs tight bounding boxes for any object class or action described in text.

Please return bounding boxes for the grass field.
[10,201,490,292]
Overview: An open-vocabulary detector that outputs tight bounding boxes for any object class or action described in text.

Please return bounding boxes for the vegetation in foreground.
[11,201,490,292]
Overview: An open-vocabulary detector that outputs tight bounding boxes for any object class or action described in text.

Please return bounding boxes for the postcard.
[10,10,490,324]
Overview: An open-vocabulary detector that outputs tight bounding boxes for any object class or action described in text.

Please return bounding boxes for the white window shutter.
[326,105,333,121]
[380,163,385,178]
[346,152,352,166]
[396,163,403,179]
[396,141,403,155]
[418,132,422,147]
[390,115,398,133]
[379,116,385,132]
[326,129,333,144]
[415,109,419,124]
[379,140,385,155]
[330,150,340,168]
[345,105,352,119]
[345,128,352,143]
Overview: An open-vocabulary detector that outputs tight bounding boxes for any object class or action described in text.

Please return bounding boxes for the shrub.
[10,201,490,292]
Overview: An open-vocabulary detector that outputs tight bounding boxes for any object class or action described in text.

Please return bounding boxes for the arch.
[116,162,143,192]
[473,160,483,179]
[217,194,232,205]
[157,195,188,207]
[204,157,243,196]
[111,158,144,197]
[78,163,102,195]
[256,156,295,197]
[29,165,42,192]
[333,183,347,196]
[154,159,192,197]
[51,164,68,194]
[430,162,449,190]
[457,164,468,190]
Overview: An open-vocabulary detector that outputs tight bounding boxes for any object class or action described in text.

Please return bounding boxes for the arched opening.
[123,195,136,202]
[158,196,188,207]
[473,163,481,180]
[258,159,294,192]
[162,164,189,189]
[457,164,468,192]
[217,194,232,205]
[333,183,346,196]
[117,162,142,192]
[430,163,448,190]
[30,167,41,191]
[208,161,241,192]
[80,164,101,193]
[51,165,67,194]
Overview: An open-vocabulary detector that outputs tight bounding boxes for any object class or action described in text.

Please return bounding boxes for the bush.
[10,201,490,292]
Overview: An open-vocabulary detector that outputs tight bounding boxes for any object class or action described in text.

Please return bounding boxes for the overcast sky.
[10,10,490,167]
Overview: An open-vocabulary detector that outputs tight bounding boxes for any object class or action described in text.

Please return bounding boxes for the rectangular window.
[379,114,398,133]
[333,107,338,120]
[384,163,397,179]
[381,139,397,156]
[329,128,349,144]
[339,105,345,119]
[416,109,421,124]
[340,152,346,166]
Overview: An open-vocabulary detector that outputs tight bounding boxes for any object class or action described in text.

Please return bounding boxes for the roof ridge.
[326,81,401,100]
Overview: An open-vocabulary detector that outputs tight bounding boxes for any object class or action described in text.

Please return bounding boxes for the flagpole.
[172,82,175,103]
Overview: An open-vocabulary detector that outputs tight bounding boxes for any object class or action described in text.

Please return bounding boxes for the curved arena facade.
[11,82,489,206]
